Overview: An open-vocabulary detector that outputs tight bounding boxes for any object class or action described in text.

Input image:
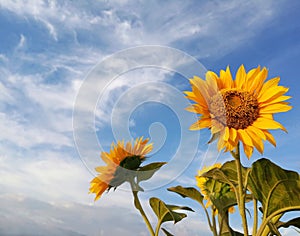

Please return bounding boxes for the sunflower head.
[196,163,235,214]
[185,65,292,158]
[89,137,153,201]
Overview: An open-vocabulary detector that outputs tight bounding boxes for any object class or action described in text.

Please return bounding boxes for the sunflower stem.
[233,143,249,236]
[198,198,216,234]
[252,198,258,236]
[130,181,155,236]
[211,207,218,236]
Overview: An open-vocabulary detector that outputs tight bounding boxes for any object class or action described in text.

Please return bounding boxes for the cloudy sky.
[0,0,299,235]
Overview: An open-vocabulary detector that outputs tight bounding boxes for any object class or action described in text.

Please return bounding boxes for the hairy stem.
[211,207,218,236]
[232,143,249,236]
[130,181,155,236]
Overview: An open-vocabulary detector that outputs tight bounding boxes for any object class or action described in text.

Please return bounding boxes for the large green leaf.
[149,197,192,224]
[108,165,135,190]
[167,186,204,205]
[200,161,249,189]
[248,158,300,217]
[137,162,167,183]
[220,161,249,186]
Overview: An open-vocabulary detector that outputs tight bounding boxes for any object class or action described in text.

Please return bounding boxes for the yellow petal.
[246,66,261,82]
[259,77,280,95]
[229,128,237,142]
[263,130,276,147]
[184,91,197,100]
[252,117,287,132]
[211,119,224,134]
[190,118,211,130]
[243,143,253,159]
[238,129,253,146]
[224,141,234,152]
[190,76,210,100]
[191,84,208,104]
[259,103,292,114]
[259,95,291,107]
[185,104,208,114]
[95,166,107,173]
[249,67,268,94]
[222,66,233,88]
[217,135,226,151]
[224,126,230,141]
[245,66,261,89]
[246,125,266,140]
[259,113,273,120]
[206,71,219,95]
[246,128,264,154]
[225,136,239,151]
[258,86,289,103]
[235,65,246,89]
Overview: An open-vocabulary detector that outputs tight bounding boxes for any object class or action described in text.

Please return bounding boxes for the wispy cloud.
[16,34,26,50]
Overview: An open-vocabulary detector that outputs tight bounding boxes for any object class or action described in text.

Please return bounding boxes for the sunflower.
[196,163,222,203]
[185,65,292,158]
[89,137,153,201]
[196,163,235,214]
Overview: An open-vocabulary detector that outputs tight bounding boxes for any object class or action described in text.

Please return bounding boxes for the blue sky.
[0,0,299,235]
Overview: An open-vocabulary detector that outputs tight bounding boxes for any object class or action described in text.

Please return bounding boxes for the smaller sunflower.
[196,163,235,214]
[89,137,153,201]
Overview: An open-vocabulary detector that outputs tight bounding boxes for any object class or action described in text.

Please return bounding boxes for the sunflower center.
[209,90,259,129]
[119,155,142,170]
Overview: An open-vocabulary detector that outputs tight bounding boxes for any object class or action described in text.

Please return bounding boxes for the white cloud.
[0,80,15,104]
[39,17,58,40]
[0,112,71,148]
[0,151,211,235]
[15,34,26,50]
[0,0,283,54]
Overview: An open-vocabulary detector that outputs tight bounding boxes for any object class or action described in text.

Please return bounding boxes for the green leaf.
[108,166,134,190]
[149,197,191,224]
[277,217,300,230]
[167,186,204,204]
[165,204,194,213]
[204,177,237,214]
[137,162,167,183]
[220,160,249,185]
[201,168,233,186]
[248,158,300,217]
[150,197,169,221]
[200,161,249,191]
[161,228,174,236]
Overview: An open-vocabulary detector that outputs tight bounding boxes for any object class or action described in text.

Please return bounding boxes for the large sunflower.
[185,65,292,158]
[89,137,153,201]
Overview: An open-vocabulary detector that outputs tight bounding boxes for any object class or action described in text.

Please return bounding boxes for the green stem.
[257,207,299,236]
[211,207,218,236]
[130,182,155,236]
[232,143,249,236]
[154,219,162,236]
[252,198,258,236]
[218,211,230,236]
[199,201,216,235]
